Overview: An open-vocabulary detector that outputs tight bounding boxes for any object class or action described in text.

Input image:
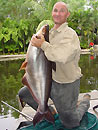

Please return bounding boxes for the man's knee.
[18,86,29,99]
[18,86,38,110]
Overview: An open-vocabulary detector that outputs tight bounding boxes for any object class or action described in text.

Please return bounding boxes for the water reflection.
[0,59,24,129]
[80,53,98,92]
[0,53,98,129]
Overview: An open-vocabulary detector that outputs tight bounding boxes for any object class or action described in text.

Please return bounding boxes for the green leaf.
[19,41,23,48]
[36,20,54,32]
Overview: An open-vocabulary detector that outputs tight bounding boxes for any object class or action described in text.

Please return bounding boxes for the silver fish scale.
[26,43,49,106]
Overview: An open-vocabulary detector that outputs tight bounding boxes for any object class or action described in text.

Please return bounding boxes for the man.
[18,2,90,129]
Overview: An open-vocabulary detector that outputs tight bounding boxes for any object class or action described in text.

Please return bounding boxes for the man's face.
[52,3,69,25]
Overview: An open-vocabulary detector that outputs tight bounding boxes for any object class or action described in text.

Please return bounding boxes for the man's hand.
[31,34,45,48]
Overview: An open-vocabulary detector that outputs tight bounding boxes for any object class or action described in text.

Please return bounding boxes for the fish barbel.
[20,24,54,126]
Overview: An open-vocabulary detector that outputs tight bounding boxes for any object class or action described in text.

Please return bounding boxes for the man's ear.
[67,12,70,18]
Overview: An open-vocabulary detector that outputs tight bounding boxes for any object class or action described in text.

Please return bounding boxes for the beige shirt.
[41,22,82,83]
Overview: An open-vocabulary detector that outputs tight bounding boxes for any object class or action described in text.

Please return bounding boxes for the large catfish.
[20,25,54,126]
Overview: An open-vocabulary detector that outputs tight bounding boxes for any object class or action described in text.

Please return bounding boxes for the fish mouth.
[36,24,49,42]
[39,24,49,35]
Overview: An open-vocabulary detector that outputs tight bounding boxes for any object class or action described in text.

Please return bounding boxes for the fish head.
[36,24,49,42]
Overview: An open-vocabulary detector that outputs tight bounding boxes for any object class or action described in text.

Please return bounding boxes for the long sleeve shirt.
[41,22,82,83]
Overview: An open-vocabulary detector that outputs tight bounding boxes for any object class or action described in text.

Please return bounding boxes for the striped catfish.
[20,24,54,126]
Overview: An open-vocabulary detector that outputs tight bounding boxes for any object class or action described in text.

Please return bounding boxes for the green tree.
[0,0,98,53]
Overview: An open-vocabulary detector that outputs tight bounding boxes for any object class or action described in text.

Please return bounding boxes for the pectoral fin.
[19,61,28,71]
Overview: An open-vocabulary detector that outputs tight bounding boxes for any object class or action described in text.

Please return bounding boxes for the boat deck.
[14,90,98,130]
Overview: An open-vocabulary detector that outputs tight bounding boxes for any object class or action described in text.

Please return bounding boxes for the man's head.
[52,2,70,26]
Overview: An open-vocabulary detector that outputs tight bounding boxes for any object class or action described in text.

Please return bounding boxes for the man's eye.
[53,9,58,12]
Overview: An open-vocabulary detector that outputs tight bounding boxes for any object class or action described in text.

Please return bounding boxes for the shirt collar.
[57,22,68,32]
[50,22,68,33]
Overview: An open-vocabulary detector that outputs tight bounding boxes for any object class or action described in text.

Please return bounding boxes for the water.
[0,53,98,130]
[80,53,98,92]
[0,59,24,130]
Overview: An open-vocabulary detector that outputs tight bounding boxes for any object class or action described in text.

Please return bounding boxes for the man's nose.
[56,11,60,15]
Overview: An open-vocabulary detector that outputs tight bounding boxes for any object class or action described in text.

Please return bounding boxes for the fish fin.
[19,61,28,71]
[33,108,55,126]
[22,75,39,104]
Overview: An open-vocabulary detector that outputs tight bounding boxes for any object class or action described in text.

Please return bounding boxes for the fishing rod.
[1,101,33,121]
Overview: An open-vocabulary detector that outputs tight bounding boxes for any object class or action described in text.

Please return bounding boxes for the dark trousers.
[18,79,90,129]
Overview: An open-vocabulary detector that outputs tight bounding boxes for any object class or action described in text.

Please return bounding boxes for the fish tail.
[33,108,55,126]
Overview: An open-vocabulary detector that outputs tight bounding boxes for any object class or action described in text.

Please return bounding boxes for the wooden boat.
[14,90,98,130]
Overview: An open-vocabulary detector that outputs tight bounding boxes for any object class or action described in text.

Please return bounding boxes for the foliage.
[0,0,98,53]
[0,17,39,54]
[36,20,54,32]
[0,0,40,54]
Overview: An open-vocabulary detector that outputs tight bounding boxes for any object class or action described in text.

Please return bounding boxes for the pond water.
[0,53,98,130]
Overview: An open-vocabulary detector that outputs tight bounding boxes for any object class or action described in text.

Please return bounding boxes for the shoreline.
[0,49,90,61]
[0,45,98,61]
[1,48,98,61]
[0,54,26,61]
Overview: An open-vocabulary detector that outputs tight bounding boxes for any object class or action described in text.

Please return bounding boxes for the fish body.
[20,25,54,126]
